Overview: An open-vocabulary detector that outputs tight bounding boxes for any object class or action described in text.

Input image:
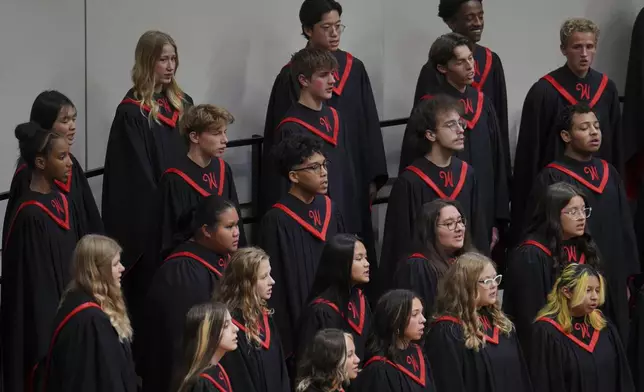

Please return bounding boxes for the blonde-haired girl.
[426,252,532,391]
[531,263,634,391]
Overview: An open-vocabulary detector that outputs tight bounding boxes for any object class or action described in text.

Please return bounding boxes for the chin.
[318,187,329,195]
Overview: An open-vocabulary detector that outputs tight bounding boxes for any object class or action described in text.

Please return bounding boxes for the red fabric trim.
[536,317,600,353]
[231,312,271,350]
[363,345,426,386]
[120,97,180,128]
[405,161,468,200]
[200,364,232,392]
[333,52,354,96]
[272,196,332,241]
[472,47,493,90]
[546,160,609,194]
[542,74,609,108]
[164,251,227,278]
[6,194,70,247]
[277,108,340,146]
[522,240,552,257]
[420,92,483,129]
[408,253,428,261]
[433,315,499,344]
[311,289,366,335]
[15,163,27,175]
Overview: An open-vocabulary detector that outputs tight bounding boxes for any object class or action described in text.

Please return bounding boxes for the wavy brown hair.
[216,247,272,345]
[131,30,187,124]
[64,234,132,341]
[434,252,513,351]
[296,328,351,392]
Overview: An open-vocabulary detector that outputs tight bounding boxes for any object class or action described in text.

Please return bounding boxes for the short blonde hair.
[560,18,600,47]
[179,104,234,144]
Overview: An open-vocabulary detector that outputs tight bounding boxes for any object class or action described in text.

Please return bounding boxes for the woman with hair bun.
[138,195,240,392]
[1,121,78,392]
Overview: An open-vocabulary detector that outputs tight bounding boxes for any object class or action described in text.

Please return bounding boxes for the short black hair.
[408,94,463,153]
[558,102,595,131]
[30,90,75,130]
[14,121,64,170]
[272,133,325,179]
[429,32,474,72]
[438,0,482,22]
[299,0,343,39]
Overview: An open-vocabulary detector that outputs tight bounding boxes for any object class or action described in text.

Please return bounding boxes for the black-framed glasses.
[478,274,502,288]
[321,24,346,34]
[437,217,466,231]
[292,160,330,174]
[562,207,592,219]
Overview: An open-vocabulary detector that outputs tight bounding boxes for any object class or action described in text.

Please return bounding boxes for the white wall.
[0,0,641,257]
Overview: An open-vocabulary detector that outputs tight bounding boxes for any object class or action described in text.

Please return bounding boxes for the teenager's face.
[42,137,73,183]
[560,195,587,239]
[561,32,596,76]
[344,335,360,380]
[203,207,240,254]
[447,1,484,43]
[439,45,475,86]
[193,125,229,158]
[403,298,426,341]
[111,252,125,288]
[255,258,275,301]
[155,44,177,87]
[217,311,239,354]
[428,109,466,152]
[436,205,466,253]
[476,263,499,307]
[561,112,601,154]
[569,275,601,316]
[350,241,370,285]
[289,152,329,195]
[52,105,77,146]
[301,69,336,100]
[306,10,342,51]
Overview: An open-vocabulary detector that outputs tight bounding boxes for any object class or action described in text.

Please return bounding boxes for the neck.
[211,349,225,366]
[566,63,589,79]
[289,185,316,204]
[564,148,593,162]
[425,147,453,167]
[396,338,410,350]
[298,92,324,111]
[154,84,163,94]
[446,77,467,93]
[187,147,212,168]
[569,308,586,318]
[562,232,575,241]
[29,172,53,194]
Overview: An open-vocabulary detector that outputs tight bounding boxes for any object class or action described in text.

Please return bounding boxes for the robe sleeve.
[605,322,637,392]
[2,164,31,246]
[224,162,247,246]
[470,170,492,253]
[628,287,644,391]
[607,82,625,175]
[425,322,468,392]
[393,259,440,316]
[528,321,567,392]
[218,338,262,392]
[54,311,137,392]
[622,9,644,163]
[351,361,398,392]
[486,102,510,225]
[490,52,511,186]
[296,304,344,361]
[613,166,640,276]
[72,160,104,235]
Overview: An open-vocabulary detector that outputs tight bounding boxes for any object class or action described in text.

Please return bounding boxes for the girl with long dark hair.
[298,234,372,360]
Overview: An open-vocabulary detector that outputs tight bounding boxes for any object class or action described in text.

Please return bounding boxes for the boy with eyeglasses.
[259,132,344,365]
[524,102,639,341]
[380,94,489,291]
[261,0,387,267]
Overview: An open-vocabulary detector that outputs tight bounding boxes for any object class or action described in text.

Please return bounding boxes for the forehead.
[58,105,76,117]
[411,297,423,309]
[565,195,585,207]
[571,111,598,125]
[51,136,70,152]
[480,262,496,277]
[318,10,341,24]
[160,44,176,56]
[451,45,472,60]
[566,31,596,46]
[435,108,461,124]
[457,0,483,17]
[439,205,461,219]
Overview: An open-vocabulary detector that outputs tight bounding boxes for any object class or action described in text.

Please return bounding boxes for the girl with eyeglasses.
[426,252,532,392]
[352,289,436,391]
[530,263,635,392]
[393,200,474,317]
[504,182,602,358]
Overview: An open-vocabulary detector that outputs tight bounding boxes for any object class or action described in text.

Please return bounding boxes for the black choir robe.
[0,190,79,392]
[380,156,486,286]
[407,44,510,177]
[262,49,388,263]
[261,102,359,234]
[628,286,644,391]
[102,89,193,271]
[43,289,138,392]
[137,241,227,392]
[622,8,644,198]
[399,83,509,243]
[530,316,635,392]
[426,312,533,392]
[188,363,233,392]
[392,251,454,318]
[145,154,246,265]
[524,156,639,340]
[352,344,436,392]
[503,235,589,358]
[297,287,371,361]
[219,309,290,392]
[2,155,102,245]
[512,65,622,243]
[258,193,344,356]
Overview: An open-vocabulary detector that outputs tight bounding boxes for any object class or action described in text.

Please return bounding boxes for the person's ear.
[298,74,310,89]
[437,64,448,75]
[288,170,300,184]
[560,129,573,144]
[188,131,199,144]
[425,129,437,142]
[562,286,573,300]
[34,156,46,171]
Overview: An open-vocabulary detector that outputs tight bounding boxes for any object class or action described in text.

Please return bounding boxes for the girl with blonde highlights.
[102,31,194,333]
[530,263,634,391]
[426,252,532,391]
[216,247,290,392]
[40,234,137,391]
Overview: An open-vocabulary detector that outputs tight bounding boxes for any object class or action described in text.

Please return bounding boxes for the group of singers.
[2,0,644,391]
